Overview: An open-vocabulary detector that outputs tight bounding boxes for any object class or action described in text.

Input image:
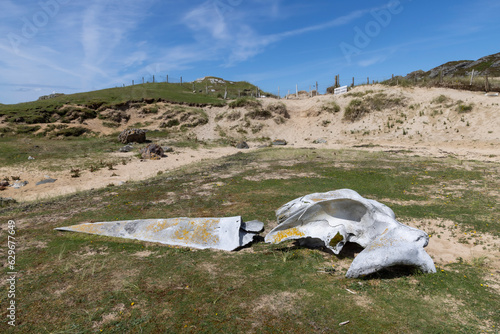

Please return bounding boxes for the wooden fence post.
[166,75,168,83]
[367,77,369,85]
[316,81,318,95]
[224,86,227,99]
[142,77,144,84]
[485,75,490,92]
[153,75,155,83]
[352,77,354,87]
[296,84,298,98]
[278,86,280,99]
[132,80,134,86]
[180,76,182,84]
[470,70,475,86]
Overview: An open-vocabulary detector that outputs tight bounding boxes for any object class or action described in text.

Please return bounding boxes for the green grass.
[0,82,230,126]
[0,135,122,170]
[0,148,499,333]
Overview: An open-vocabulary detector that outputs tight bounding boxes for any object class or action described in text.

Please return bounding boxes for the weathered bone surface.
[56,216,263,251]
[265,189,436,277]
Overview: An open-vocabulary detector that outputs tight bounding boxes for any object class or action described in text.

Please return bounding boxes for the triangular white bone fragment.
[56,216,260,251]
[265,189,436,277]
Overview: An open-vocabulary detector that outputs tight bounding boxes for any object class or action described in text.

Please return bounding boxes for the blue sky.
[0,0,499,104]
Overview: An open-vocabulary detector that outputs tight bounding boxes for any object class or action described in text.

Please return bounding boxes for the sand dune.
[1,85,499,202]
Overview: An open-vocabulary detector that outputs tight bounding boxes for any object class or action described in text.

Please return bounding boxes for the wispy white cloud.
[79,0,156,88]
[181,2,387,67]
[184,2,229,41]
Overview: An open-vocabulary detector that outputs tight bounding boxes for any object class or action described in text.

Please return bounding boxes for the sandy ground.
[0,146,245,202]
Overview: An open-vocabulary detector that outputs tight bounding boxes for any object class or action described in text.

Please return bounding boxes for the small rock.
[313,138,327,144]
[236,141,249,149]
[140,143,165,160]
[272,139,287,146]
[36,178,57,186]
[118,129,147,144]
[119,145,134,153]
[28,156,35,160]
[162,146,174,153]
[11,181,28,189]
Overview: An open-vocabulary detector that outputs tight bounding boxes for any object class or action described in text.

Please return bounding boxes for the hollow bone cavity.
[265,189,436,277]
[56,216,263,251]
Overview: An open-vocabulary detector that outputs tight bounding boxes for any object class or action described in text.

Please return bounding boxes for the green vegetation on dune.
[0,83,225,124]
[0,78,274,128]
[0,147,499,333]
[343,92,406,121]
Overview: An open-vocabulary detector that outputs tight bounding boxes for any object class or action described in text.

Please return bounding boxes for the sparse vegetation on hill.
[431,94,451,104]
[409,52,500,79]
[159,106,209,129]
[385,52,500,92]
[343,92,406,122]
[321,100,341,113]
[228,97,262,109]
[456,102,474,113]
[266,102,289,119]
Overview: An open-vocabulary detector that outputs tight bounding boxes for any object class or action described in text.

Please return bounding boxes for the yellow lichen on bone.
[145,219,178,233]
[190,219,219,244]
[172,219,220,245]
[69,223,106,234]
[269,227,305,243]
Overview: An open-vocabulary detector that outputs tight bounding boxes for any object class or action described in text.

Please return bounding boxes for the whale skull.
[265,189,436,278]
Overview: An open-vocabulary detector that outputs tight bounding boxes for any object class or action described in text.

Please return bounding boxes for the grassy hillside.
[418,52,500,78]
[374,52,500,92]
[0,78,273,125]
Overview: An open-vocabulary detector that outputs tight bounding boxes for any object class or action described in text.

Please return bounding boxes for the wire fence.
[117,74,392,98]
[114,73,499,100]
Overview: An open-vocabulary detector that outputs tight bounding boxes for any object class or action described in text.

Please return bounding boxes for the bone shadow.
[272,240,423,279]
